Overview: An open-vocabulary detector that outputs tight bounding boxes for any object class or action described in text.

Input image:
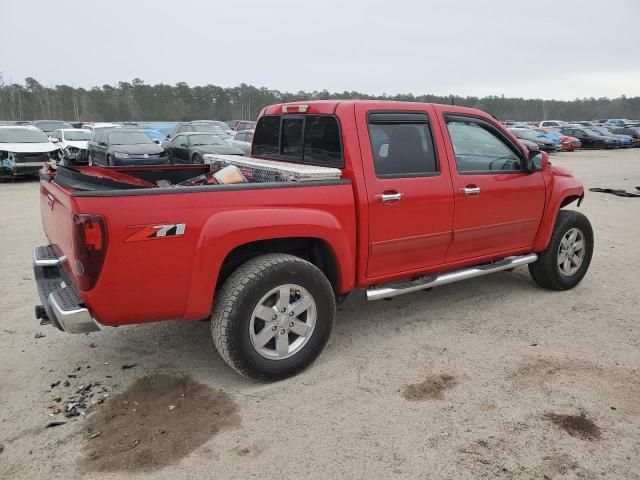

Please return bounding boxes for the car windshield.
[0,128,50,143]
[108,132,154,145]
[35,121,72,131]
[516,130,543,140]
[189,134,226,146]
[64,130,93,141]
[583,129,602,137]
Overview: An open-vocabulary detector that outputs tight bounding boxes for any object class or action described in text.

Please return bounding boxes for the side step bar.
[366,254,538,301]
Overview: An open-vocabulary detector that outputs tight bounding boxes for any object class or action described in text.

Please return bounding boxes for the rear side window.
[367,113,438,177]
[252,115,343,167]
[446,117,522,173]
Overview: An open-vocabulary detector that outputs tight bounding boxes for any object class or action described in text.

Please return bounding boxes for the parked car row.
[0,118,257,178]
[504,118,640,152]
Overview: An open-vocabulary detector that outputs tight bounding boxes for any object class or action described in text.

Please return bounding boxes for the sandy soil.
[0,149,639,479]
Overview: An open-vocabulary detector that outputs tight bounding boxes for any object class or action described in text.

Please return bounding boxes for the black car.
[558,127,619,149]
[167,121,231,140]
[509,129,557,153]
[87,129,169,166]
[32,120,73,135]
[163,132,244,163]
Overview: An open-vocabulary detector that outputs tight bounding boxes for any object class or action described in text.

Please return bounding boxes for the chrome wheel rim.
[557,227,586,276]
[249,284,317,360]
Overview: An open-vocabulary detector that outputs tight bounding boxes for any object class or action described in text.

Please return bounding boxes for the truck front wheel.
[211,253,335,381]
[529,210,594,291]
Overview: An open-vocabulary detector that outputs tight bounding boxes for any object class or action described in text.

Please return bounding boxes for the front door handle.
[376,191,404,203]
[461,186,481,196]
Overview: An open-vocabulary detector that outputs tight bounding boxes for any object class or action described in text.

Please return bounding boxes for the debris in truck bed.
[213,165,246,185]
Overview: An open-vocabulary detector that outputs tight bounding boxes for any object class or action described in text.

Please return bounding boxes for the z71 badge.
[125,223,186,242]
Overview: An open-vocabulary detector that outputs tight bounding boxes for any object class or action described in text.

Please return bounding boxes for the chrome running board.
[366,254,538,301]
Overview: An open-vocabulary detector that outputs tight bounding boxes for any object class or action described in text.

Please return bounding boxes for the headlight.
[113,152,130,158]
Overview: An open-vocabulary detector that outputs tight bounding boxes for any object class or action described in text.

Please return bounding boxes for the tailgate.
[39,178,78,280]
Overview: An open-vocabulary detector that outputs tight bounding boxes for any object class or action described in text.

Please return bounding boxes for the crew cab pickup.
[34,101,593,380]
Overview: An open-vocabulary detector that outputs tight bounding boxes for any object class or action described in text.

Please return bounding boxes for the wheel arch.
[182,207,355,320]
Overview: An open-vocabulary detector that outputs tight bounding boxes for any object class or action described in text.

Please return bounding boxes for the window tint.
[446,119,522,173]
[304,115,342,165]
[367,113,437,177]
[252,115,343,167]
[252,116,280,156]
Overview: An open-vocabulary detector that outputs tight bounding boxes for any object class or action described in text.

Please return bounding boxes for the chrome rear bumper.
[33,245,100,334]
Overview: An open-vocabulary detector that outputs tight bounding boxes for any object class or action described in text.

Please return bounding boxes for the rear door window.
[252,115,343,167]
[367,113,438,177]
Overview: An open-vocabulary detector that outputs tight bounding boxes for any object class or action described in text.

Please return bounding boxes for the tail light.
[72,214,108,291]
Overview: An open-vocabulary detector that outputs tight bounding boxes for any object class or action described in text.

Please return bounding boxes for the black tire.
[211,253,335,381]
[193,153,203,164]
[529,210,593,291]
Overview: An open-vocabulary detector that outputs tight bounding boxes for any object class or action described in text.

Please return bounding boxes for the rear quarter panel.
[73,183,356,326]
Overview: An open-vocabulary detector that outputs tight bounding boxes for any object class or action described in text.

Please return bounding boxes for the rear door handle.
[461,186,481,196]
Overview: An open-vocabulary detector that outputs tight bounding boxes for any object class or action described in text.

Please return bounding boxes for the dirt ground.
[0,149,639,479]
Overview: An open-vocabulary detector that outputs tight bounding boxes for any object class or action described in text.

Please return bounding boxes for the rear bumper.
[33,245,100,334]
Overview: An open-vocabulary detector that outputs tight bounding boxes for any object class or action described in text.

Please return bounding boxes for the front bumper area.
[33,245,100,334]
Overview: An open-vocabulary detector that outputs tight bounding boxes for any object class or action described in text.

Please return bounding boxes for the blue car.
[590,127,635,148]
[533,129,561,146]
[604,119,630,127]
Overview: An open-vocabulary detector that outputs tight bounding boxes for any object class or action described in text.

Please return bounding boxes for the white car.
[50,128,93,165]
[226,129,254,155]
[0,126,60,178]
[539,120,567,128]
[81,122,122,135]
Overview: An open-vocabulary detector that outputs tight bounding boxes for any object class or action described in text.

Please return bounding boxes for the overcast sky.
[1,0,639,100]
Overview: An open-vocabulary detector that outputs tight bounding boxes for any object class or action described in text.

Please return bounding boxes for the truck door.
[440,114,546,262]
[355,105,455,278]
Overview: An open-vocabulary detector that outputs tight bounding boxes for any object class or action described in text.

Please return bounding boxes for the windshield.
[34,121,72,132]
[591,127,612,136]
[108,132,154,145]
[583,129,602,137]
[189,134,226,146]
[516,130,543,140]
[64,130,93,141]
[0,128,50,143]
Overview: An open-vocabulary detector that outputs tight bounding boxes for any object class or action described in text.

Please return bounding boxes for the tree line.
[1,76,639,122]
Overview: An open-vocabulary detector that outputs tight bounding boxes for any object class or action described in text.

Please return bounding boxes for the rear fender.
[183,208,355,320]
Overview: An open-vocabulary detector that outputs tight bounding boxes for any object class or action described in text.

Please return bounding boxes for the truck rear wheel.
[211,253,335,381]
[529,210,593,291]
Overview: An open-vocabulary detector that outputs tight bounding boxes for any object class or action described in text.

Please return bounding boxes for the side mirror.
[153,139,161,144]
[527,150,548,172]
[51,138,59,143]
[99,141,107,147]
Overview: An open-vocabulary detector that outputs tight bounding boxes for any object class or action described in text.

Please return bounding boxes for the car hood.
[109,144,165,154]
[65,140,89,149]
[0,142,59,153]
[193,144,245,155]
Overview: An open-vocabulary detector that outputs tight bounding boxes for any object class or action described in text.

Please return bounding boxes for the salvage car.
[509,128,557,152]
[167,121,232,139]
[87,129,169,166]
[81,123,122,135]
[163,132,244,163]
[0,126,60,179]
[33,100,593,380]
[50,128,93,165]
[558,134,581,151]
[588,126,636,148]
[32,120,73,136]
[558,127,620,149]
[610,126,640,146]
[226,129,254,155]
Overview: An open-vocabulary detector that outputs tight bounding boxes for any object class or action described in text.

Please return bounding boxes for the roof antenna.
[450,95,455,106]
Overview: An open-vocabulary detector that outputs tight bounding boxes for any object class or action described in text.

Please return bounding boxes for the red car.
[559,134,581,151]
[34,101,592,380]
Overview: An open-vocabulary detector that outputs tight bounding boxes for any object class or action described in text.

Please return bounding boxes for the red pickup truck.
[34,100,593,380]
